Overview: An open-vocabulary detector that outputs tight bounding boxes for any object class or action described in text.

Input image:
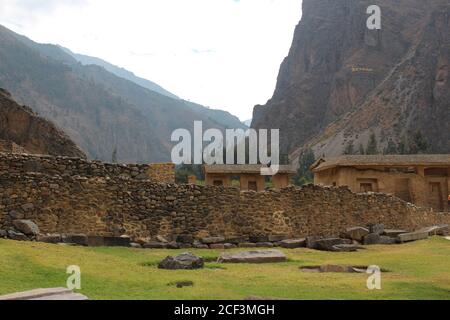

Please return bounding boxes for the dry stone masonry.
[0,153,449,245]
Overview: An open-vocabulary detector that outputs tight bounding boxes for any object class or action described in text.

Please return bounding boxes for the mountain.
[62,47,247,130]
[0,24,245,163]
[242,119,252,127]
[61,47,179,100]
[252,0,450,159]
[0,88,85,158]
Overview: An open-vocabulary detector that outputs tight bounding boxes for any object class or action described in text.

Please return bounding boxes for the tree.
[358,143,365,155]
[293,149,316,186]
[343,140,355,155]
[408,130,428,154]
[175,164,204,184]
[397,136,408,154]
[111,146,118,163]
[365,133,379,155]
[384,139,398,155]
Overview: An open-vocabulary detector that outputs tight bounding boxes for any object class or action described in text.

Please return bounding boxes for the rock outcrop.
[252,0,450,157]
[0,89,85,158]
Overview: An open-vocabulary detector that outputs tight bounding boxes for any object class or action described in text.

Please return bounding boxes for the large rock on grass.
[310,238,351,251]
[280,239,306,249]
[344,227,369,241]
[398,231,429,243]
[37,234,62,244]
[8,230,28,241]
[217,250,287,264]
[158,252,204,270]
[417,225,449,236]
[12,220,39,236]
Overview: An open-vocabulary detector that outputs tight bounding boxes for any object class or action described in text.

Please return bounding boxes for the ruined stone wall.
[1,169,449,240]
[0,153,152,180]
[0,141,26,154]
[147,163,175,184]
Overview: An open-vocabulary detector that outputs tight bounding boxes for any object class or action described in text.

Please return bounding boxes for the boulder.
[8,210,23,219]
[383,229,409,237]
[363,233,381,245]
[62,234,88,246]
[268,235,288,242]
[166,242,180,249]
[179,243,193,249]
[368,224,385,235]
[37,234,62,244]
[379,236,397,245]
[344,227,369,241]
[87,236,104,247]
[158,253,204,270]
[201,237,225,245]
[12,220,40,236]
[311,238,351,251]
[249,235,270,243]
[0,229,7,238]
[8,230,28,241]
[332,244,365,252]
[225,236,249,244]
[417,225,449,236]
[21,203,34,211]
[306,236,323,249]
[103,236,130,247]
[156,235,169,243]
[135,237,151,245]
[130,243,142,249]
[224,243,237,250]
[176,234,194,244]
[143,242,167,249]
[398,231,429,243]
[217,250,287,264]
[280,239,306,249]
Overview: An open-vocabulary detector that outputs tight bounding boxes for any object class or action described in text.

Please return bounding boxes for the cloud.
[0,0,89,30]
[0,0,303,120]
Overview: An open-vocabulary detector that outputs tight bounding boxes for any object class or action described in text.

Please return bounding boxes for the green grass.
[0,237,449,300]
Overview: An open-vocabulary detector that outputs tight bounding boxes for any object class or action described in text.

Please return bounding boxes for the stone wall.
[0,140,26,154]
[147,163,175,184]
[0,164,449,240]
[0,153,154,181]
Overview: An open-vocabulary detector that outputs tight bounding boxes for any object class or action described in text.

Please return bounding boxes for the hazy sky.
[0,0,302,120]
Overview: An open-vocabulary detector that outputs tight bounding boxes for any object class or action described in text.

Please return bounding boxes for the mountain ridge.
[0,24,246,163]
[252,0,450,159]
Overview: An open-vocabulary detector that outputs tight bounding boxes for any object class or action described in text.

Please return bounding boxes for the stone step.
[398,231,429,243]
[31,293,88,300]
[0,287,88,300]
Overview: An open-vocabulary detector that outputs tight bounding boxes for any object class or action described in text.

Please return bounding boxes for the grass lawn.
[0,237,449,300]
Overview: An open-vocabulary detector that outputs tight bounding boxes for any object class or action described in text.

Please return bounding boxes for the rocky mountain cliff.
[0,25,245,163]
[252,0,450,158]
[0,88,85,158]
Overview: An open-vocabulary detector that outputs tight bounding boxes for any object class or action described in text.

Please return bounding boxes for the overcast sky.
[0,0,302,120]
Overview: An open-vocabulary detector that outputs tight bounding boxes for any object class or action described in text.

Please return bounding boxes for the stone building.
[311,155,450,212]
[204,165,296,191]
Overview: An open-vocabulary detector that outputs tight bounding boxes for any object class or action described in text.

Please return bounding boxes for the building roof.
[311,155,450,172]
[204,164,297,175]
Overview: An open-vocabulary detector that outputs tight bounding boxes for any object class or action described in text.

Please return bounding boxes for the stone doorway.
[429,182,443,211]
[248,181,258,191]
